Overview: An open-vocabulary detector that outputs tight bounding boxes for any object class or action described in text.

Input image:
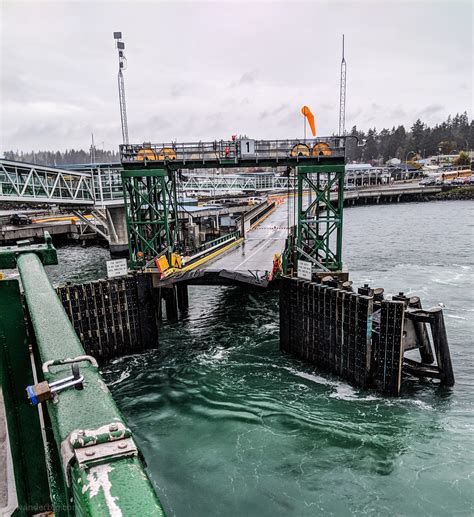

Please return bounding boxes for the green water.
[48,201,474,516]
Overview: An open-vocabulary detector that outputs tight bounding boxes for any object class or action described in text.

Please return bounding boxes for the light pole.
[113,32,129,145]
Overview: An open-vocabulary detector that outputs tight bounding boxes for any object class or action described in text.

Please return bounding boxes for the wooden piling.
[176,283,189,314]
[408,296,435,364]
[163,286,179,323]
[430,308,455,387]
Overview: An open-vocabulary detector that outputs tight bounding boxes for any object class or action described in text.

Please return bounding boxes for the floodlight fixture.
[113,32,122,40]
[117,42,125,50]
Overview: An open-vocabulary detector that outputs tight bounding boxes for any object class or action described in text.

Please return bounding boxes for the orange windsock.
[301,106,316,136]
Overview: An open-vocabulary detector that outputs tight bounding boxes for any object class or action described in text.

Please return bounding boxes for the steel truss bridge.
[180,173,294,192]
[0,159,95,206]
[0,159,125,207]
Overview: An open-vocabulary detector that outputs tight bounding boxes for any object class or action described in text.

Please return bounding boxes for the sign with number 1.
[240,139,255,156]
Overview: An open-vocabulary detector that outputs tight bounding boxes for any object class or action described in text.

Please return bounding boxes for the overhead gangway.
[120,137,345,169]
[180,173,296,193]
[0,159,95,206]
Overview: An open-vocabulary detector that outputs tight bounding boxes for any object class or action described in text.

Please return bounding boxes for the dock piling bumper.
[429,308,455,387]
[408,297,435,364]
[176,283,189,313]
[56,274,159,361]
[279,276,454,395]
[163,286,179,322]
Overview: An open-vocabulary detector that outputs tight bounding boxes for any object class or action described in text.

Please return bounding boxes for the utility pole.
[113,32,129,145]
[338,34,347,137]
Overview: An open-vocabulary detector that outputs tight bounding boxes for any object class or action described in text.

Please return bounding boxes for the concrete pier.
[106,205,128,255]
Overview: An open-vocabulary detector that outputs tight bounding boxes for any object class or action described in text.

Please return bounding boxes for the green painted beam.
[123,156,345,171]
[121,168,168,178]
[0,231,57,269]
[0,279,52,515]
[16,252,165,516]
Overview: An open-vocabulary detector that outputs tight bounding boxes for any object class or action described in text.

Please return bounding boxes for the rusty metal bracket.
[60,422,139,486]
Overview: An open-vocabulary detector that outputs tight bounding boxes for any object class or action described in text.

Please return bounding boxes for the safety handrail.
[0,235,166,515]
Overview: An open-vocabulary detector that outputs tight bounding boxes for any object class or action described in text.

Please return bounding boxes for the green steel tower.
[296,163,345,272]
[121,168,179,269]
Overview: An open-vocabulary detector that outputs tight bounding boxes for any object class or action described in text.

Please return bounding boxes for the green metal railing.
[192,230,241,254]
[0,234,165,516]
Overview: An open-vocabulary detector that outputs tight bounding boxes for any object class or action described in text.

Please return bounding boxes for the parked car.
[452,178,465,186]
[419,178,436,186]
[469,175,474,185]
[9,213,32,225]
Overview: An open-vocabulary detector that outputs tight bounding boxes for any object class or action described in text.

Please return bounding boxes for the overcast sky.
[0,0,472,152]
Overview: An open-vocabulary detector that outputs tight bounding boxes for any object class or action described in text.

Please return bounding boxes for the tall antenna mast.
[113,32,129,145]
[338,34,347,136]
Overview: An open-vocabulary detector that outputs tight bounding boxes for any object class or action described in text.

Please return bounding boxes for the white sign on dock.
[106,258,128,278]
[297,259,312,281]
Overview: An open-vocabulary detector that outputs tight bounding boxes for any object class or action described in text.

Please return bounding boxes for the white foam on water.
[432,273,466,286]
[406,399,434,411]
[452,264,472,270]
[107,369,131,386]
[446,314,466,320]
[284,367,380,402]
[197,346,232,365]
[283,367,338,388]
[329,384,380,402]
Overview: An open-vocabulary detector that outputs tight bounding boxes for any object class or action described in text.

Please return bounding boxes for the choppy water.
[46,201,474,516]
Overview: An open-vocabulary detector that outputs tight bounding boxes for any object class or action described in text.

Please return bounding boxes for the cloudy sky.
[0,0,472,152]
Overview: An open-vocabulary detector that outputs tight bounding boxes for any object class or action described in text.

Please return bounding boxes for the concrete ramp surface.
[201,198,293,274]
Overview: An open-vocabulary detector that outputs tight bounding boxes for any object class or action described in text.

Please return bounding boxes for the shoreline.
[425,185,474,201]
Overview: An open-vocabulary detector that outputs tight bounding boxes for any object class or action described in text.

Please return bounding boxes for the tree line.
[345,112,472,164]
[2,113,472,166]
[2,148,120,166]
